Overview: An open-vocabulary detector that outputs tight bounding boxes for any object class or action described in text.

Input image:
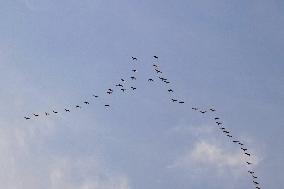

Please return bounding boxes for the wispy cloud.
[167,122,261,178]
[173,141,244,168]
[0,117,130,189]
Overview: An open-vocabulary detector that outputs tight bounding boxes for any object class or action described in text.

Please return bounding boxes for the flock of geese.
[24,56,262,189]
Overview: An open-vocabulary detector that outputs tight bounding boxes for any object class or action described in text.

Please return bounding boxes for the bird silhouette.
[24,117,30,120]
[33,113,39,117]
[155,69,162,74]
[216,122,222,125]
[246,162,252,165]
[132,69,137,72]
[245,153,251,156]
[153,56,158,59]
[92,95,99,98]
[239,142,244,146]
[130,76,136,80]
[233,140,240,143]
[227,135,233,137]
[171,99,178,102]
[121,78,125,82]
[248,171,255,174]
[107,91,112,94]
[121,88,126,92]
[53,110,58,114]
[252,176,258,179]
[65,109,70,112]
[131,87,136,90]
[210,108,216,112]
[148,78,154,82]
[179,101,185,104]
[153,64,158,68]
[164,81,170,84]
[256,187,261,189]
[75,105,81,108]
[132,57,137,60]
[200,111,206,114]
[116,84,123,87]
[192,107,198,110]
[84,101,90,104]
[214,117,220,120]
[105,104,110,107]
[168,89,173,92]
[241,148,248,151]
[253,181,259,185]
[159,77,167,81]
[108,89,113,92]
[45,112,49,116]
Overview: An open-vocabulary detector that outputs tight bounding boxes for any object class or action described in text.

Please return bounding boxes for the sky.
[0,0,283,188]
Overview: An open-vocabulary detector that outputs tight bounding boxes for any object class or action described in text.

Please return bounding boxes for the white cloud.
[169,141,243,169]
[186,141,243,167]
[168,140,260,177]
[0,117,131,189]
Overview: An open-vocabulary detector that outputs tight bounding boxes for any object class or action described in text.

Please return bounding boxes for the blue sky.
[0,0,283,188]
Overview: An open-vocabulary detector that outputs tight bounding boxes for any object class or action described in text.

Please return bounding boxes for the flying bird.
[171,99,178,102]
[153,56,158,59]
[53,110,58,114]
[148,78,154,82]
[241,148,248,151]
[246,162,252,165]
[131,87,136,90]
[65,109,70,112]
[105,104,110,107]
[253,181,259,185]
[227,135,233,137]
[248,171,255,174]
[214,117,220,120]
[245,153,251,156]
[238,142,244,146]
[153,64,158,67]
[132,57,137,60]
[116,84,123,87]
[33,114,39,117]
[200,111,206,114]
[45,112,49,116]
[168,89,173,92]
[233,140,240,143]
[107,91,112,94]
[179,101,185,104]
[130,76,136,80]
[155,69,162,74]
[159,77,167,81]
[75,105,81,108]
[252,176,258,179]
[92,95,99,98]
[24,117,30,120]
[210,108,216,112]
[164,81,170,84]
[108,88,113,92]
[192,107,198,110]
[216,122,222,125]
[84,101,89,104]
[121,79,125,82]
[121,88,126,92]
[256,187,261,189]
[132,69,137,72]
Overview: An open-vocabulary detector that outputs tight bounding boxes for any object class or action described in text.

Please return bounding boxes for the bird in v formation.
[23,55,260,189]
